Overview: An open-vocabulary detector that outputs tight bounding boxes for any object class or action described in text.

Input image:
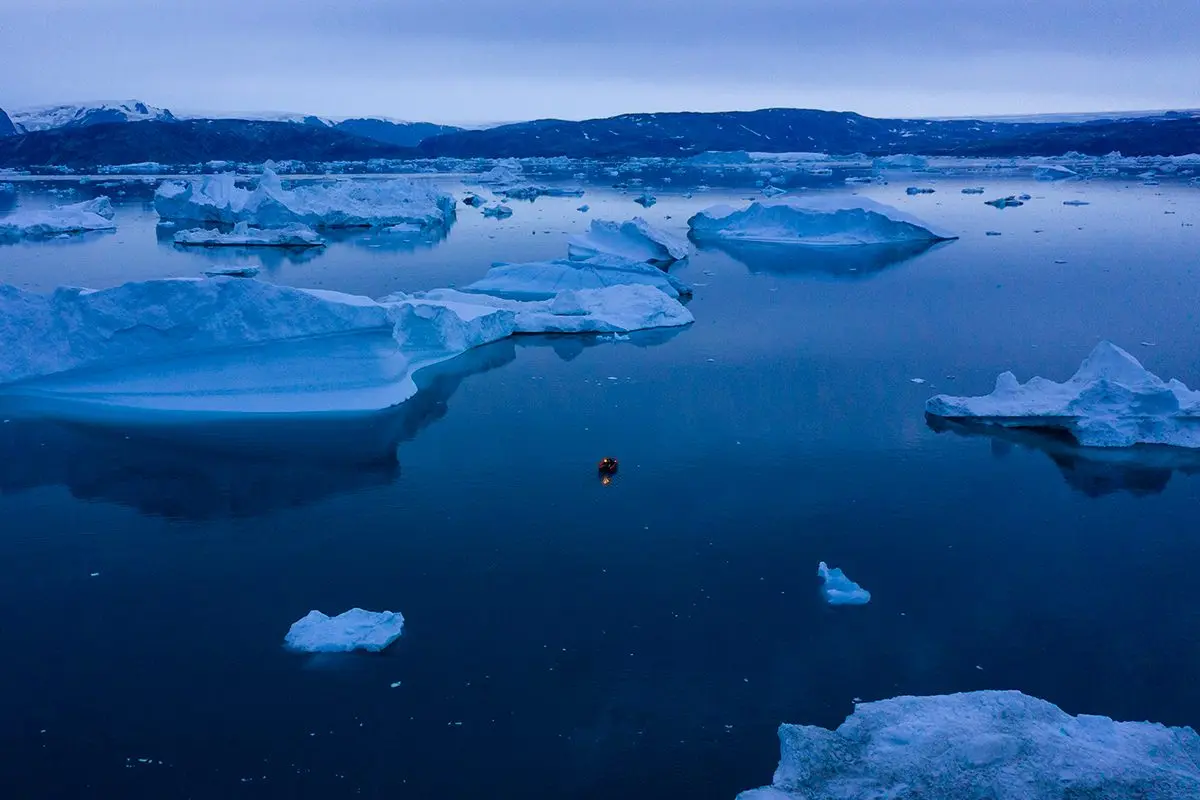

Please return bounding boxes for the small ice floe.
[284,608,405,653]
[985,231,1002,236]
[1062,199,1091,206]
[390,681,403,689]
[482,205,513,219]
[1033,165,1078,181]
[817,562,871,605]
[910,378,927,384]
[577,204,590,212]
[961,187,985,195]
[634,190,657,208]
[173,222,325,248]
[985,196,1024,208]
[905,187,935,195]
[203,265,261,278]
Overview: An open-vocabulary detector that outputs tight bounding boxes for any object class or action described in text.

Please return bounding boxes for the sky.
[2,0,1197,124]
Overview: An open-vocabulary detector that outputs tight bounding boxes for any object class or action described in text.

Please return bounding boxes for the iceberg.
[925,342,1200,448]
[154,167,455,230]
[203,265,260,278]
[0,197,115,241]
[284,608,405,653]
[738,691,1200,800]
[411,284,694,335]
[985,196,1024,208]
[567,218,689,264]
[173,222,326,248]
[461,254,691,300]
[688,197,955,246]
[1033,164,1078,180]
[1063,199,1091,206]
[905,186,935,195]
[816,562,870,605]
[872,154,928,169]
[481,204,513,219]
[761,185,787,198]
[961,187,986,194]
[634,190,657,208]
[477,162,584,200]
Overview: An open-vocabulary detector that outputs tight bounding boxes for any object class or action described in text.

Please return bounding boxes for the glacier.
[737,691,1200,800]
[0,197,116,241]
[688,197,955,246]
[173,221,326,248]
[284,609,405,653]
[817,562,870,605]
[154,167,456,230]
[567,217,690,264]
[925,342,1200,448]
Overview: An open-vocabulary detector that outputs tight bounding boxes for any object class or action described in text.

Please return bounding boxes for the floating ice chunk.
[985,196,1024,208]
[154,168,455,230]
[461,194,485,207]
[1062,199,1091,206]
[1018,193,1032,200]
[737,690,1200,800]
[482,205,513,219]
[577,204,590,213]
[905,186,935,195]
[762,185,787,198]
[1033,164,1078,180]
[414,284,694,334]
[0,278,395,387]
[461,254,691,300]
[173,221,326,248]
[961,187,986,194]
[500,184,585,201]
[634,191,657,208]
[688,197,955,246]
[925,341,1200,448]
[389,298,516,354]
[203,265,260,278]
[284,608,405,653]
[816,562,870,605]
[872,154,927,170]
[567,217,690,264]
[0,197,116,241]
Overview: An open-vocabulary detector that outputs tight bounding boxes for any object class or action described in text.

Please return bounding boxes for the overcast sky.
[2,0,1197,123]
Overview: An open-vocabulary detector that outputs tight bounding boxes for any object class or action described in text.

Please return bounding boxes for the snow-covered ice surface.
[461,255,691,300]
[926,342,1200,448]
[284,609,405,653]
[688,197,955,246]
[737,691,1200,800]
[0,197,116,241]
[155,168,455,230]
[816,562,870,605]
[173,222,326,248]
[567,218,690,264]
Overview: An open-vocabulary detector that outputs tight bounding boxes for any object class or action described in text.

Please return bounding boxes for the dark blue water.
[2,175,1200,798]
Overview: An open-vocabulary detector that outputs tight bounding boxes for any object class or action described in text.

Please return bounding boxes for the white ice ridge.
[816,562,870,605]
[737,691,1200,800]
[687,196,955,246]
[568,217,690,264]
[0,257,692,415]
[461,254,691,300]
[925,342,1200,448]
[0,197,116,241]
[173,221,326,248]
[154,167,456,229]
[284,609,405,653]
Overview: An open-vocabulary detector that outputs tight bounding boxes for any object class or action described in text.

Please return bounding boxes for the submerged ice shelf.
[0,252,693,417]
[738,690,1200,800]
[926,342,1200,449]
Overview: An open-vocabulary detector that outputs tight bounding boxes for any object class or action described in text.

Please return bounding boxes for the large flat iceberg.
[461,255,692,300]
[567,217,690,264]
[173,221,326,248]
[688,197,955,246]
[0,197,116,241]
[154,168,455,230]
[925,342,1200,448]
[738,690,1200,800]
[285,608,405,653]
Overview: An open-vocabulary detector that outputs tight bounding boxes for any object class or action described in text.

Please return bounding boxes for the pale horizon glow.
[2,0,1197,126]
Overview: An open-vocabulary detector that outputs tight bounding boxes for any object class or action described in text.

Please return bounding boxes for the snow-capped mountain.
[9,101,176,132]
[176,109,462,146]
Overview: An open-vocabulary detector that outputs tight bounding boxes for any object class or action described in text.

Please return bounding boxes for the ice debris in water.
[985,196,1024,208]
[961,187,986,194]
[477,162,584,200]
[154,167,455,230]
[0,197,116,241]
[173,221,326,248]
[817,562,870,605]
[284,609,405,653]
[577,204,590,213]
[688,196,955,245]
[203,265,260,278]
[634,190,657,208]
[925,341,1200,448]
[762,185,787,198]
[482,205,513,219]
[737,690,1200,800]
[462,254,691,300]
[1063,199,1091,206]
[905,186,935,195]
[567,217,689,264]
[1033,164,1078,180]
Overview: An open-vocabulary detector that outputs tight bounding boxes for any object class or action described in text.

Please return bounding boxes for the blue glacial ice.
[0,197,116,241]
[817,562,870,605]
[285,608,405,653]
[567,217,690,264]
[173,221,326,248]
